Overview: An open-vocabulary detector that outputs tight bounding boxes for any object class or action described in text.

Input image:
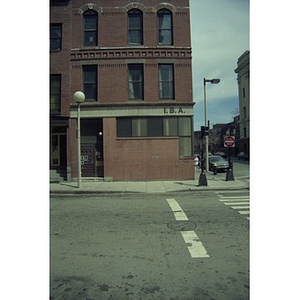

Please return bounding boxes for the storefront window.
[116,116,193,157]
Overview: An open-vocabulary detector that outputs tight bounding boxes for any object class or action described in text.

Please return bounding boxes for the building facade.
[235,50,250,156]
[50,0,194,182]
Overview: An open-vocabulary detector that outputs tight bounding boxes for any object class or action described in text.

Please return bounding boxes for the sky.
[189,0,249,130]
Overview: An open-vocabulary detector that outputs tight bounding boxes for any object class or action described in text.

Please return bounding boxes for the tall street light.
[73,91,85,188]
[203,78,220,172]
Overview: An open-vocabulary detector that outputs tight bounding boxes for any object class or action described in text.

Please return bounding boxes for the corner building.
[50,0,194,182]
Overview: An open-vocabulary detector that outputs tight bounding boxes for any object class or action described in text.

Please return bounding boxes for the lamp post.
[73,91,85,188]
[203,78,220,171]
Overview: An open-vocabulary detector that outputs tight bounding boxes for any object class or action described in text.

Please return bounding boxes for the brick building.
[50,0,195,182]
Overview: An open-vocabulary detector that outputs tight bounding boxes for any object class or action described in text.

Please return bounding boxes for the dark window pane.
[84,10,98,46]
[148,118,163,137]
[128,9,143,45]
[129,15,142,28]
[50,27,61,38]
[50,24,62,51]
[84,16,97,30]
[83,66,97,101]
[128,30,142,44]
[117,118,132,137]
[84,31,97,47]
[50,39,61,51]
[50,75,61,113]
[84,83,97,99]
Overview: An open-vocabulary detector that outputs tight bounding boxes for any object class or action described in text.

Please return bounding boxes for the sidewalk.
[50,170,248,195]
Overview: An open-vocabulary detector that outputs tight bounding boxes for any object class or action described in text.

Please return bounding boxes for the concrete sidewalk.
[50,170,248,195]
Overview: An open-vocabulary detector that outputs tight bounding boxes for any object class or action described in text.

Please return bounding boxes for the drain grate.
[167,220,197,231]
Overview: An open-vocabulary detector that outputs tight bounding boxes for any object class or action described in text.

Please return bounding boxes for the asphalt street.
[50,190,249,300]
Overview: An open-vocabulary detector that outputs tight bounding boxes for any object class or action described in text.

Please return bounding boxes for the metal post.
[198,135,207,186]
[73,91,85,188]
[77,103,82,188]
[203,78,209,172]
[226,142,235,181]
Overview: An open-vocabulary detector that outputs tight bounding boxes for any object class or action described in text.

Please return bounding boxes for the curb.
[49,184,248,195]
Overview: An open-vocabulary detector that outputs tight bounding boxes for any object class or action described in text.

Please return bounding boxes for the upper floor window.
[159,64,174,99]
[50,75,61,114]
[128,64,144,100]
[157,9,173,45]
[83,65,97,101]
[84,10,98,47]
[50,24,62,52]
[128,9,143,45]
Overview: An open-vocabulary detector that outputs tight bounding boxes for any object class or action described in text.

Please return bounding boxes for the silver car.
[209,156,229,172]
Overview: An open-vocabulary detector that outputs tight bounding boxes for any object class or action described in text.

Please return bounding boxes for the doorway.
[81,119,103,177]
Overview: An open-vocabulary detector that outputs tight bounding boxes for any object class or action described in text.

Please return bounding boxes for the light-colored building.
[235,50,250,155]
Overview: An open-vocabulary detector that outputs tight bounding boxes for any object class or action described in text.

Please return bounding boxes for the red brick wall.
[51,0,194,181]
[68,118,78,178]
[103,118,194,181]
[50,3,72,116]
[71,0,191,48]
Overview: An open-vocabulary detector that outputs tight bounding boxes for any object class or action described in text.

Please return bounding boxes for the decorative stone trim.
[78,3,103,14]
[124,2,148,12]
[154,2,177,12]
[70,48,192,61]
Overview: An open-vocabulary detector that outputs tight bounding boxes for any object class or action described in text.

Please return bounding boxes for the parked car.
[215,151,227,158]
[237,152,249,160]
[208,156,229,172]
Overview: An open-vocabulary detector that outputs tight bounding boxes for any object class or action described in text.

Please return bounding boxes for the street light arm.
[204,78,220,84]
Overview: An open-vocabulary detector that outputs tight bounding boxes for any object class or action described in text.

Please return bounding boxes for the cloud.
[194,96,239,130]
[190,0,249,129]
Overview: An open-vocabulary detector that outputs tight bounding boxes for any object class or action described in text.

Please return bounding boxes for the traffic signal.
[201,126,209,138]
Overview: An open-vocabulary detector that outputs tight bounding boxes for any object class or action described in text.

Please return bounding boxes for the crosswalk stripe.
[238,211,250,215]
[219,196,249,199]
[217,192,250,220]
[231,206,250,209]
[224,202,249,205]
[220,199,249,202]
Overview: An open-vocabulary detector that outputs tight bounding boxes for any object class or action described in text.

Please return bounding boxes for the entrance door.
[81,119,104,178]
[50,133,67,167]
[51,134,59,166]
[81,144,95,177]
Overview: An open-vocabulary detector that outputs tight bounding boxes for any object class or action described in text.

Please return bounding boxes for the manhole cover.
[167,221,197,231]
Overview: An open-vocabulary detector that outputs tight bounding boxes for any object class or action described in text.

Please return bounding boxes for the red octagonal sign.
[224,136,235,147]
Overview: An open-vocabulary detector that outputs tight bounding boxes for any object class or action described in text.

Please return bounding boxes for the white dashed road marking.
[166,198,188,221]
[166,198,209,258]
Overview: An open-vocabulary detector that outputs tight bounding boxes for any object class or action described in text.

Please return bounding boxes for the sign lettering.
[163,107,185,114]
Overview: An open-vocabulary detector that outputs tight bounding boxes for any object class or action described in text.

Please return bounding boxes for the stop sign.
[224,136,235,147]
